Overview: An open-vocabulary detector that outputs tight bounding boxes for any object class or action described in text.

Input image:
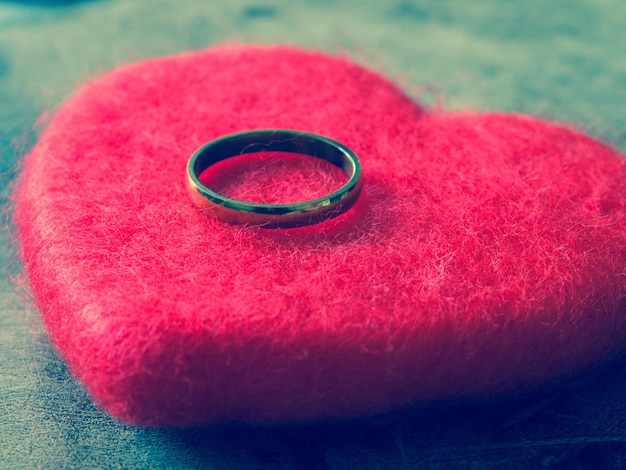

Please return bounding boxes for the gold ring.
[186,130,363,228]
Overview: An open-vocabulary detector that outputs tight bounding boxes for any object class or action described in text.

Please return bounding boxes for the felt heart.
[15,45,626,427]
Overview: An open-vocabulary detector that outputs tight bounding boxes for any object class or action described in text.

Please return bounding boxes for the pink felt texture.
[14,45,626,427]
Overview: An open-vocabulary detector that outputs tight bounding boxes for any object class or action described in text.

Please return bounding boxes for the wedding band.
[186,130,363,228]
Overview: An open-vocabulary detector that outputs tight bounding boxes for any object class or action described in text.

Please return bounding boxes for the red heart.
[15,45,626,426]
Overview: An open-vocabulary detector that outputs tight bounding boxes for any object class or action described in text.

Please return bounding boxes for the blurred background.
[1,1,626,468]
